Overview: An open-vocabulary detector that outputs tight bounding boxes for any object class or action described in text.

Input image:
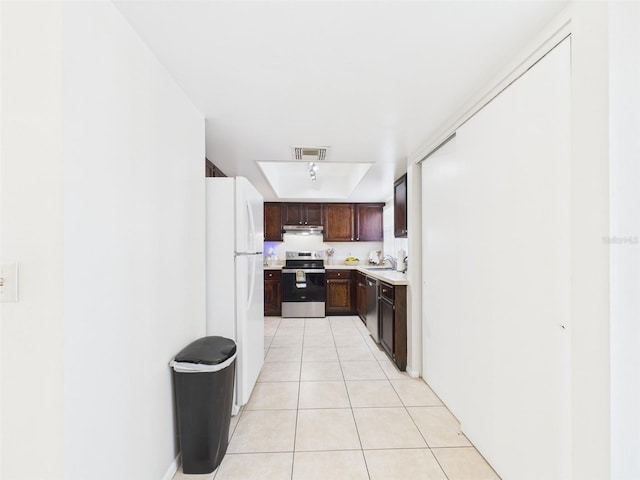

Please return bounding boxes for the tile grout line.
[350,315,450,480]
[378,334,456,480]
[264,316,296,480]
[429,449,452,480]
[289,316,308,480]
[384,366,456,480]
[336,316,373,480]
[252,316,500,480]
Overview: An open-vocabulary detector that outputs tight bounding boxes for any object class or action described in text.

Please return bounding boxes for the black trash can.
[170,336,236,474]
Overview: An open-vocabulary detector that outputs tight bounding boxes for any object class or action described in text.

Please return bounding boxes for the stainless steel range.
[281,251,326,318]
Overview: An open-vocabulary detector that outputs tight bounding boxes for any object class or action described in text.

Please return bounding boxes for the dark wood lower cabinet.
[264,270,282,316]
[356,272,367,323]
[326,269,356,315]
[378,281,407,371]
[379,294,394,358]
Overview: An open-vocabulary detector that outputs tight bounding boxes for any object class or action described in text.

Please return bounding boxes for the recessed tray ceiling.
[257,161,373,200]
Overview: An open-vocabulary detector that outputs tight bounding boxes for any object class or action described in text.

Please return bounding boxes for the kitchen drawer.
[265,270,281,280]
[326,269,353,280]
[380,281,394,301]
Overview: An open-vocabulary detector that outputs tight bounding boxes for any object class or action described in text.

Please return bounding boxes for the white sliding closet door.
[421,39,570,480]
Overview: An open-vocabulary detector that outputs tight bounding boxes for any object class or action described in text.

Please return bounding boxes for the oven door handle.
[282,269,326,274]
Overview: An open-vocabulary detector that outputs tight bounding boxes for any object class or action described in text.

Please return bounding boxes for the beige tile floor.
[174,315,501,480]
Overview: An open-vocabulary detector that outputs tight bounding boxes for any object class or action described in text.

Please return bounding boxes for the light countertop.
[264,265,285,270]
[264,263,408,286]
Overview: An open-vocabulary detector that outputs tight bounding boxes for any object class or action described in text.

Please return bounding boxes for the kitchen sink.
[364,267,394,271]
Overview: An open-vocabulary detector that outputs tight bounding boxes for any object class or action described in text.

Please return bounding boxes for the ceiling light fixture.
[256,160,374,199]
[309,162,318,182]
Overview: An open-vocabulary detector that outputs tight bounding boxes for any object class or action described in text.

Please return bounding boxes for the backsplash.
[264,234,383,266]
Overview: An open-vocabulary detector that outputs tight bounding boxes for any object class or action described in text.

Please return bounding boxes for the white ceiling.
[114,0,567,202]
[257,161,373,199]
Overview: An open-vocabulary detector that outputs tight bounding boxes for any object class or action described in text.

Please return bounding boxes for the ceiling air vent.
[292,146,330,162]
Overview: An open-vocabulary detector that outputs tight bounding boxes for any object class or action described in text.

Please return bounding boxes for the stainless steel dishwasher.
[366,277,379,342]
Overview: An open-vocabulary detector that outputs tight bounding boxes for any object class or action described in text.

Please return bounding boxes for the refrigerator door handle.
[246,199,258,253]
[246,255,256,309]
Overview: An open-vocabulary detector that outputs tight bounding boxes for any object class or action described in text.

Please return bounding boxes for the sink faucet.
[382,255,397,270]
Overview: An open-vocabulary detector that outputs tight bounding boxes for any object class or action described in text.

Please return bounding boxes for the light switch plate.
[0,263,19,303]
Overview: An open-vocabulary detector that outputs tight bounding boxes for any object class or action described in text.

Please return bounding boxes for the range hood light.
[283,225,323,235]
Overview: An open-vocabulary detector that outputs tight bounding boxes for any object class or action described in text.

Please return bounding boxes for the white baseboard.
[406,366,420,378]
[161,453,181,480]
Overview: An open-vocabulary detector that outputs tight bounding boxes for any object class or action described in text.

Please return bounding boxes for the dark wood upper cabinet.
[266,201,381,242]
[205,158,227,177]
[355,203,384,241]
[305,203,323,225]
[283,203,323,226]
[264,202,283,241]
[283,203,304,225]
[394,174,408,238]
[323,203,355,241]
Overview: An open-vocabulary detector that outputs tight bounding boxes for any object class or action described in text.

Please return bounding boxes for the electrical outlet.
[0,263,19,303]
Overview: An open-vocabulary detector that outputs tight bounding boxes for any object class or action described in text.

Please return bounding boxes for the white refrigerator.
[206,177,264,412]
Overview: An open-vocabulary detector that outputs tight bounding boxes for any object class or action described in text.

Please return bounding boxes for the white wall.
[1,3,65,479]
[421,40,571,480]
[570,4,611,479]
[405,162,420,377]
[413,3,612,478]
[382,201,408,262]
[1,2,205,479]
[62,3,204,479]
[609,3,640,479]
[0,1,2,469]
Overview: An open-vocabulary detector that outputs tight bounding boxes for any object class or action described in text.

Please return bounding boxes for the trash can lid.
[174,336,237,365]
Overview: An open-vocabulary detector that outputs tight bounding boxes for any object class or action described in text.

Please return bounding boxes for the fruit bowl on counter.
[344,257,360,266]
